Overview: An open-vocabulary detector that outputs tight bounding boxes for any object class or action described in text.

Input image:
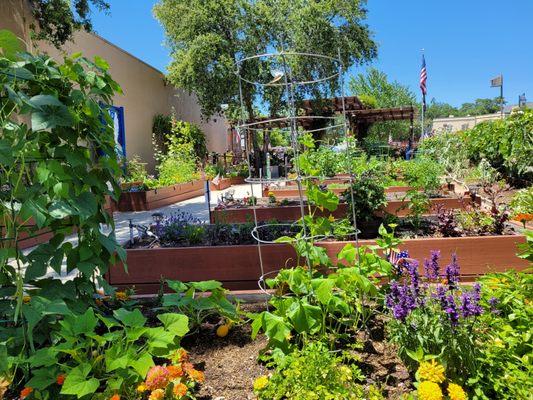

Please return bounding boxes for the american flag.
[420,55,427,110]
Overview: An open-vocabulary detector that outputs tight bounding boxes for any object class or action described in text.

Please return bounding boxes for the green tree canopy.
[349,67,417,141]
[426,97,505,119]
[30,0,110,47]
[153,0,377,120]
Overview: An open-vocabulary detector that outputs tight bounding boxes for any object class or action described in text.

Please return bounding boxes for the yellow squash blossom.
[417,359,445,383]
[417,381,443,400]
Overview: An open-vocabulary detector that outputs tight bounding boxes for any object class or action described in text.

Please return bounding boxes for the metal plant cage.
[235,51,361,293]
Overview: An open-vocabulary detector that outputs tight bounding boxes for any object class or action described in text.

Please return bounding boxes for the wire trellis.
[235,50,361,294]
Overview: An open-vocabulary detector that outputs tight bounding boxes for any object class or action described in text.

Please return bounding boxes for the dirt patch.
[184,304,412,399]
[186,304,268,400]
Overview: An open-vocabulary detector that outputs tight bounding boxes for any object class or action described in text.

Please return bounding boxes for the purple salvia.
[445,253,460,291]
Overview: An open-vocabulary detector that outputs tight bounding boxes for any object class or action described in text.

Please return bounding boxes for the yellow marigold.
[417,381,443,400]
[253,375,269,392]
[417,360,445,383]
[115,291,129,301]
[173,382,188,398]
[447,383,468,400]
[148,389,165,400]
[268,191,275,197]
[328,215,335,222]
[167,365,183,379]
[137,383,148,393]
[22,296,31,304]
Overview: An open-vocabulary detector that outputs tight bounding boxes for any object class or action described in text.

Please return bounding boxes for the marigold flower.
[169,348,189,363]
[20,387,33,399]
[137,383,148,392]
[181,362,194,373]
[22,296,31,304]
[167,365,183,379]
[173,382,188,398]
[148,389,165,400]
[447,383,468,400]
[417,381,443,400]
[145,366,170,390]
[417,360,445,383]
[253,376,269,392]
[115,291,129,301]
[187,368,205,383]
[109,395,120,400]
[513,213,533,223]
[56,374,65,385]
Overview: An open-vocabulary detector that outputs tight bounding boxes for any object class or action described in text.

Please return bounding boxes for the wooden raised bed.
[116,180,204,211]
[210,197,472,223]
[107,234,528,294]
[209,176,245,191]
[263,185,415,198]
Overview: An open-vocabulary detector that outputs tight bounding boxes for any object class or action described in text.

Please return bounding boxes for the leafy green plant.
[401,158,444,195]
[469,271,533,399]
[510,187,533,216]
[162,280,241,332]
[124,155,149,184]
[342,171,387,222]
[19,307,189,399]
[401,190,431,232]
[253,341,380,400]
[0,34,125,390]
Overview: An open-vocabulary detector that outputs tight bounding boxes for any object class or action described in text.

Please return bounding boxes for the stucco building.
[0,0,229,172]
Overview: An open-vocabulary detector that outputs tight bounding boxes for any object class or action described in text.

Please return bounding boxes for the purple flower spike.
[445,253,460,290]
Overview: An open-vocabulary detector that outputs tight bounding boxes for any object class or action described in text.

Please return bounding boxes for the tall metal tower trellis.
[235,51,360,292]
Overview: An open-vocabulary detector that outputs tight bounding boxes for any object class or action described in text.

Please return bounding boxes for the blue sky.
[89,0,533,107]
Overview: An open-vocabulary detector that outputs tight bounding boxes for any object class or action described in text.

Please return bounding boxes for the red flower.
[20,387,33,399]
[56,375,65,385]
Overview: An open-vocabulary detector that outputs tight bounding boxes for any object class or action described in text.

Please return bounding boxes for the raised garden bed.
[116,180,204,211]
[263,184,416,198]
[209,176,245,191]
[108,233,527,294]
[211,196,472,223]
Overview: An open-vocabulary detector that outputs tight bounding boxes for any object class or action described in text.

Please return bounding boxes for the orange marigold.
[148,389,165,400]
[109,395,120,400]
[513,213,533,224]
[173,383,188,398]
[145,366,170,390]
[56,374,65,385]
[167,365,184,379]
[182,362,194,373]
[169,348,189,363]
[115,291,129,301]
[20,387,33,399]
[187,368,205,383]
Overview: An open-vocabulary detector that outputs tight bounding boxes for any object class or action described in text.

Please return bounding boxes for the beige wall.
[431,113,503,134]
[1,0,228,172]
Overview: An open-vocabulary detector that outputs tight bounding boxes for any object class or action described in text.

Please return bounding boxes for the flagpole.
[500,74,504,119]
[420,49,425,139]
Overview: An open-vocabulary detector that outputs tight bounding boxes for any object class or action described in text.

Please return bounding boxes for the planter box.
[264,185,416,198]
[210,197,471,223]
[117,180,204,211]
[107,234,528,294]
[209,176,245,191]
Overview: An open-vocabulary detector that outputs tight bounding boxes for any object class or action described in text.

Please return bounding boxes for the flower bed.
[107,233,527,294]
[116,180,204,211]
[211,196,472,223]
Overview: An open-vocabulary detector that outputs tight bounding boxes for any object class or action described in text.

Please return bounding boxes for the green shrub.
[343,172,387,222]
[253,342,381,400]
[510,187,533,215]
[470,271,533,399]
[401,158,444,194]
[124,155,149,183]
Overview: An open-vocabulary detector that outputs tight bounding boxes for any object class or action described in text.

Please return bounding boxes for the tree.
[425,98,458,120]
[30,0,110,47]
[153,0,377,167]
[458,97,503,116]
[349,67,417,141]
